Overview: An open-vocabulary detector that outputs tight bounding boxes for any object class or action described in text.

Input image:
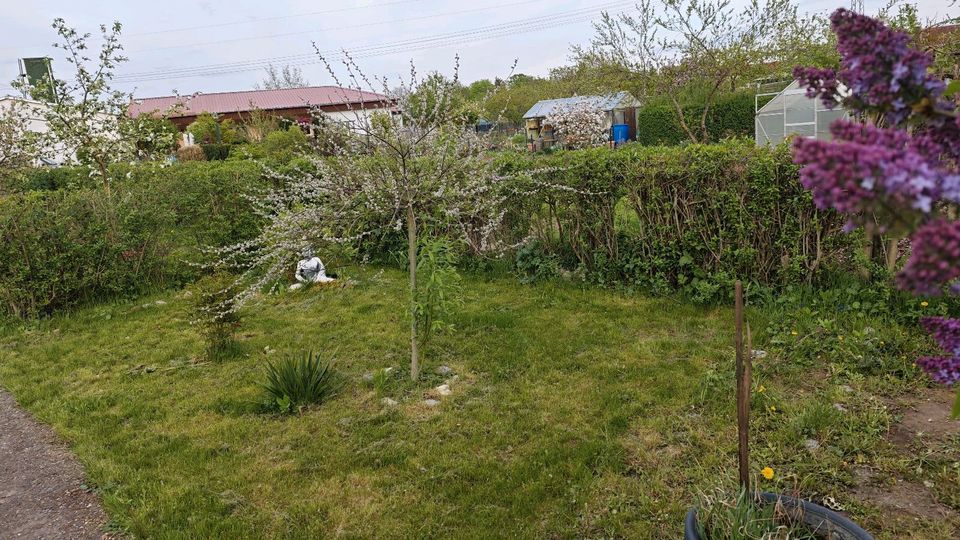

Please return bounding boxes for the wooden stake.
[734,280,750,490]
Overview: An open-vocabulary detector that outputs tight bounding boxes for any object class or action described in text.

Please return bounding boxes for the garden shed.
[754,80,847,146]
[522,91,641,149]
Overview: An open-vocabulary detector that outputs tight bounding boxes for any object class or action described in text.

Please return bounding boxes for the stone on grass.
[423,399,440,407]
[155,300,167,306]
[362,372,374,383]
[436,365,453,375]
[751,349,767,360]
[381,397,398,407]
[804,438,820,451]
[288,283,304,291]
[833,403,848,413]
[435,384,452,396]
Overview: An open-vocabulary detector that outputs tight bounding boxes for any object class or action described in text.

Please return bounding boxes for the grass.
[0,267,957,538]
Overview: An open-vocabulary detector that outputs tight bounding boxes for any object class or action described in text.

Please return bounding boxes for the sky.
[0,0,954,99]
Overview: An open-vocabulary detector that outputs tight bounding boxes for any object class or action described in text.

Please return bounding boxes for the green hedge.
[0,161,266,317]
[635,92,756,146]
[496,140,856,300]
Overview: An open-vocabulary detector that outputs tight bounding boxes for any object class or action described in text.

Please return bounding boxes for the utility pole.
[850,0,864,13]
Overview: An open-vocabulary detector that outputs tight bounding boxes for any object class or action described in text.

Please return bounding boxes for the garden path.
[0,390,106,539]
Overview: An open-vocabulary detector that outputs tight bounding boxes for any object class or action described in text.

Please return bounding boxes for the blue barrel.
[612,124,629,144]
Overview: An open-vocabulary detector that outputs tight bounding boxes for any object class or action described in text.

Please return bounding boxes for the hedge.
[635,92,756,146]
[0,161,266,317]
[496,140,857,299]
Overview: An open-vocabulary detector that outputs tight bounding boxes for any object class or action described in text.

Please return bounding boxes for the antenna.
[850,0,864,13]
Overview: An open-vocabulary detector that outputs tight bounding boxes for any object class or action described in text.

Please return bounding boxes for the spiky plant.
[261,351,340,413]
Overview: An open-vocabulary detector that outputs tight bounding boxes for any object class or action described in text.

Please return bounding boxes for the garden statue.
[294,251,335,285]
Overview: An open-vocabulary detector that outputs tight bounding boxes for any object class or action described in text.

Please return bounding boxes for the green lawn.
[0,268,956,538]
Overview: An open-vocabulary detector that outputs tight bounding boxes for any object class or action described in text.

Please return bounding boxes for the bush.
[260,126,309,164]
[201,143,231,161]
[635,92,756,146]
[177,145,206,161]
[192,272,242,360]
[0,160,267,317]
[187,113,244,145]
[494,140,858,299]
[261,351,340,413]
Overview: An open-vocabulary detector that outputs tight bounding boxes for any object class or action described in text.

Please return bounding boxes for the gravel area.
[0,390,106,539]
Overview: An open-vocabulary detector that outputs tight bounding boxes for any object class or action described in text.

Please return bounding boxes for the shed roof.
[522,91,638,119]
[129,86,389,118]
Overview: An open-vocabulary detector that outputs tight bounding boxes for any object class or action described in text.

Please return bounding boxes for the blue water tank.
[612,124,629,144]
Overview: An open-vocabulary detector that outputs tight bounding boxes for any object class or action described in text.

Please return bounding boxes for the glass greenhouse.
[755,80,847,146]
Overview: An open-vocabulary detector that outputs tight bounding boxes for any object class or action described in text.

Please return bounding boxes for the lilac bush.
[791,9,960,398]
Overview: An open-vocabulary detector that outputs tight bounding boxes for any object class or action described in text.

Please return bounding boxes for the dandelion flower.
[838,335,845,341]
[761,467,775,480]
[758,385,766,394]
[791,330,798,336]
[769,405,777,412]
[921,301,929,307]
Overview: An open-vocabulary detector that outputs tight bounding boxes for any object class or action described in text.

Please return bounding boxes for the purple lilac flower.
[793,121,956,218]
[916,317,960,386]
[896,220,960,295]
[793,9,944,126]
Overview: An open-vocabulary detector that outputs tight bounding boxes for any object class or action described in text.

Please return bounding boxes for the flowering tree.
[791,9,960,413]
[16,19,138,194]
[583,0,805,143]
[545,101,608,149]
[211,54,527,381]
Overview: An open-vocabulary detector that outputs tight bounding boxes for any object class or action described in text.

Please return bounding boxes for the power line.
[125,0,433,37]
[113,1,630,83]
[127,0,551,55]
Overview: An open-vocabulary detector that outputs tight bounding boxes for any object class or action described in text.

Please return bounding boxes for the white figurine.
[295,251,335,284]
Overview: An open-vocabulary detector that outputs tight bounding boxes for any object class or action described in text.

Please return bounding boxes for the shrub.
[192,272,242,360]
[635,92,756,146]
[494,140,857,299]
[187,113,244,145]
[177,145,206,161]
[0,160,266,317]
[261,351,340,413]
[201,143,231,161]
[260,126,308,164]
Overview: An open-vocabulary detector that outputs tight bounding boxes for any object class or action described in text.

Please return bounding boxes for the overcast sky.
[0,0,954,98]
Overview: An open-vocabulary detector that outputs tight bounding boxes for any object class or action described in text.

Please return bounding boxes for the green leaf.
[945,80,960,98]
[952,390,960,419]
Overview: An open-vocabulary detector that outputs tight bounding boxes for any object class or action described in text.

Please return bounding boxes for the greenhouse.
[755,80,847,146]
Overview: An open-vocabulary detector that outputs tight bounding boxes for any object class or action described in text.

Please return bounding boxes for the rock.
[435,384,452,396]
[141,303,152,309]
[751,349,767,360]
[840,385,854,393]
[263,346,276,355]
[289,283,303,291]
[833,403,848,413]
[155,300,167,306]
[362,372,374,382]
[380,398,398,407]
[436,365,453,375]
[804,438,820,451]
[923,480,935,488]
[423,399,440,407]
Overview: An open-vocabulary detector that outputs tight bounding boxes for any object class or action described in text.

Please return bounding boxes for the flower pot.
[684,492,874,540]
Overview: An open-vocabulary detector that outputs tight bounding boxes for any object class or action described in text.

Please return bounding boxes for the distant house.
[0,95,103,166]
[522,91,641,149]
[128,86,393,132]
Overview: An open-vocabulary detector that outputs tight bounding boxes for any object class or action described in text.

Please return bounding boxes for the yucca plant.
[261,350,340,414]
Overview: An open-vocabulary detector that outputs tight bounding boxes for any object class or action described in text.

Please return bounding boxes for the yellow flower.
[758,385,766,394]
[790,330,798,336]
[769,405,777,412]
[838,335,844,341]
[920,301,929,307]
[761,467,775,480]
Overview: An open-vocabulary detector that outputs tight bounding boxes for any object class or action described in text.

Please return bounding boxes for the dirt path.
[0,390,107,539]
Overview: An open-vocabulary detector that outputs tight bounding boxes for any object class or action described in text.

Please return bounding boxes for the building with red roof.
[129,85,392,130]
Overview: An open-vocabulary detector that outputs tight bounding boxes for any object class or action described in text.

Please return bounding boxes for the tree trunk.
[406,205,420,381]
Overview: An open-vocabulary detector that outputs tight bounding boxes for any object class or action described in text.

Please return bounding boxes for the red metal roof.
[129,86,389,118]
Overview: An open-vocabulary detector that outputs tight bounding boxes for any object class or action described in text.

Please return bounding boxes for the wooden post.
[734,280,750,490]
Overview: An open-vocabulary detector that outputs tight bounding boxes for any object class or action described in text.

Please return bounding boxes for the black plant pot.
[684,492,874,540]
